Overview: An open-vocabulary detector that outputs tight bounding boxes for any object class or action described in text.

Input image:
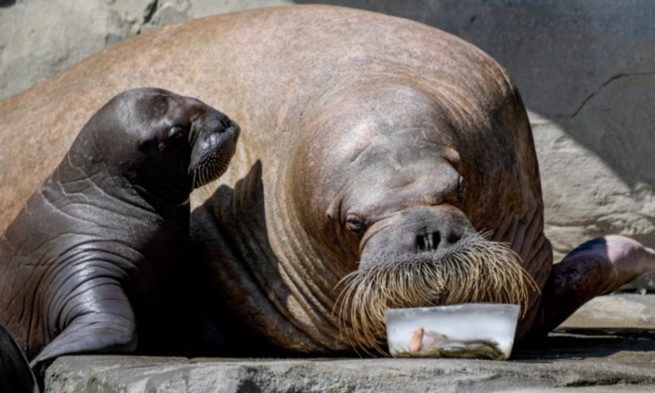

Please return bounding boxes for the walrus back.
[0,5,541,232]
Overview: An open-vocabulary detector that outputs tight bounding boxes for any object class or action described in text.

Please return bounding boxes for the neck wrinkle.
[490,203,553,336]
[56,152,155,214]
[205,163,333,353]
[270,157,352,351]
[490,204,552,285]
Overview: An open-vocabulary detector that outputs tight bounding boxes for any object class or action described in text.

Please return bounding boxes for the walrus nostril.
[447,232,461,244]
[430,231,441,250]
[416,234,426,251]
[416,231,442,252]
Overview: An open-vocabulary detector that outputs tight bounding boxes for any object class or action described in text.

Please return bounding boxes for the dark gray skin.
[0,88,239,381]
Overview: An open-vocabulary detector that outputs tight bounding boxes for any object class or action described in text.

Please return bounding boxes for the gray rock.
[561,293,655,328]
[0,0,151,99]
[0,0,294,100]
[41,294,655,392]
[44,346,655,392]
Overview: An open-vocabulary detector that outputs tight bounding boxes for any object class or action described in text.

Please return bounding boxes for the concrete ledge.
[44,295,655,392]
[45,334,655,392]
[45,346,655,393]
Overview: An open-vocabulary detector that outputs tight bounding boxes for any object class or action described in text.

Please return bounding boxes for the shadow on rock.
[514,327,655,361]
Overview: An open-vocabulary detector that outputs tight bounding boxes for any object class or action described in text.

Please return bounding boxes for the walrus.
[0,5,653,359]
[0,87,239,382]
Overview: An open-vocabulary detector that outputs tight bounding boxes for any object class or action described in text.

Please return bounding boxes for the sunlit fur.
[335,233,537,354]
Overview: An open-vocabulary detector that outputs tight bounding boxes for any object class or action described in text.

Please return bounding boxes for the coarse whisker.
[335,237,537,353]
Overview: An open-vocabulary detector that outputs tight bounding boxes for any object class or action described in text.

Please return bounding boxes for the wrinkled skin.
[0,6,653,358]
[0,88,239,380]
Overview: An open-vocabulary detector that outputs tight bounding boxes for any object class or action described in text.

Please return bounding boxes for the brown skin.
[0,6,653,356]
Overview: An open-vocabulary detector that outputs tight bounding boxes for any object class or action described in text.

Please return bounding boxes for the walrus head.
[290,82,536,353]
[66,87,240,206]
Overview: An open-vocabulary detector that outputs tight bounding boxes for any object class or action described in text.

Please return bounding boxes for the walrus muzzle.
[335,205,536,353]
[190,116,240,189]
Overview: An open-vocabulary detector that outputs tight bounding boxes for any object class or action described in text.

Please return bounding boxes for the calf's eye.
[168,126,187,146]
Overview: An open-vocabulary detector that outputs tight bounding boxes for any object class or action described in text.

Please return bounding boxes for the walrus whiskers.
[192,139,236,188]
[335,235,537,354]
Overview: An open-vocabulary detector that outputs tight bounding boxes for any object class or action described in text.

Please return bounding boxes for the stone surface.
[0,0,294,101]
[44,294,655,392]
[42,349,655,393]
[45,334,655,392]
[560,293,655,329]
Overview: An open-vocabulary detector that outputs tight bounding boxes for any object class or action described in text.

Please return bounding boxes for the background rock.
[0,0,295,100]
[2,2,655,266]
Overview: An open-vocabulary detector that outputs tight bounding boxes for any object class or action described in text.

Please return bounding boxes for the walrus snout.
[416,229,462,253]
[189,111,240,188]
[359,205,478,270]
[340,207,534,353]
[407,206,478,254]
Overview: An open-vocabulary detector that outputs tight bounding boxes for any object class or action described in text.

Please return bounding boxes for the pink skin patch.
[565,235,655,282]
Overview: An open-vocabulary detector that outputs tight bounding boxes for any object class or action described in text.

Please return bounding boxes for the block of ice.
[385,303,519,360]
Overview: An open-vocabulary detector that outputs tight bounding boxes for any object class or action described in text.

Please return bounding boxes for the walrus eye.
[346,213,365,234]
[168,126,187,146]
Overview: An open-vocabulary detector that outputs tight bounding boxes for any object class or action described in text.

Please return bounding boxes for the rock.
[560,293,655,329]
[43,294,655,392]
[0,1,150,100]
[45,348,655,392]
[0,0,294,100]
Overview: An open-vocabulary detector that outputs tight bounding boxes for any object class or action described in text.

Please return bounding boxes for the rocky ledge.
[44,294,655,393]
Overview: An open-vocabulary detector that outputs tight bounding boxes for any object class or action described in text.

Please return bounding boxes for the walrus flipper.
[529,235,655,338]
[0,321,38,393]
[30,281,137,369]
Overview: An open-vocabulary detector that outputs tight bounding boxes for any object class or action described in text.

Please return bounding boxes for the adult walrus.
[0,5,653,358]
[0,87,239,385]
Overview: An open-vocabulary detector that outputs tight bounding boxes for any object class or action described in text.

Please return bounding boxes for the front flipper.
[527,235,655,339]
[30,280,137,375]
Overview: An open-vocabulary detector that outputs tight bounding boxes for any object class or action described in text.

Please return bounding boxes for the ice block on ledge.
[385,303,520,360]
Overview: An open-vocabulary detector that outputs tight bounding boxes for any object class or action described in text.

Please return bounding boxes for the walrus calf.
[0,5,653,358]
[0,88,239,381]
